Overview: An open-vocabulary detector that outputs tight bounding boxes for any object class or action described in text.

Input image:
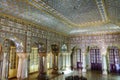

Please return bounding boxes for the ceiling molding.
[69,31,120,37]
[95,0,108,21]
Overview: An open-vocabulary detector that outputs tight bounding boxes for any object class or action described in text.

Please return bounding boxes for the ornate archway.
[71,46,82,70]
[2,37,24,79]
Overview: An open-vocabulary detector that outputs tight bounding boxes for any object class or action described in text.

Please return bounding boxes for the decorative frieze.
[69,33,120,51]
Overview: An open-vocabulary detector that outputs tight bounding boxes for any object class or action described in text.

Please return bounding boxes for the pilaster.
[102,54,108,75]
[82,54,86,73]
[17,53,28,79]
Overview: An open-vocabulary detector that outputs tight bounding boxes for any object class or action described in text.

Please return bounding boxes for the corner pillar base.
[38,73,49,80]
[82,68,86,73]
[102,70,108,75]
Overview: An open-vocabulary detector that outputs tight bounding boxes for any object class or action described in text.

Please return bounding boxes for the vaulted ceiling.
[0,0,120,35]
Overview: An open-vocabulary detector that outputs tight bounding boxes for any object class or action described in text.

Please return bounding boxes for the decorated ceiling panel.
[41,0,102,24]
[105,0,120,23]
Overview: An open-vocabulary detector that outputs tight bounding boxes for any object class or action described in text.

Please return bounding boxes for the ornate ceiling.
[41,0,102,24]
[0,0,120,35]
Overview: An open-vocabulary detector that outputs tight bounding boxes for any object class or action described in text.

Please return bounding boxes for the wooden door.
[109,47,120,73]
[90,47,102,71]
[9,46,18,78]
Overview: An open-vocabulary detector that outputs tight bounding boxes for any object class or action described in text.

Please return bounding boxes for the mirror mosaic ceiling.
[41,0,102,24]
[0,0,120,35]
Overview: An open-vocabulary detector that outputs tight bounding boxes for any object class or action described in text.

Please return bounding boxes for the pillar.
[102,55,108,75]
[65,53,71,70]
[51,44,59,74]
[101,46,108,75]
[17,53,28,79]
[2,53,9,80]
[82,54,86,72]
[38,54,49,79]
[68,53,71,70]
[52,54,59,74]
[59,53,63,70]
[17,54,23,79]
[44,56,47,74]
[62,53,66,70]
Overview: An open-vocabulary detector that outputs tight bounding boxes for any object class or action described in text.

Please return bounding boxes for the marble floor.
[9,70,120,80]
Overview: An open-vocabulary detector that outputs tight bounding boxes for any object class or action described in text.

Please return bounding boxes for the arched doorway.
[76,49,82,69]
[9,41,18,78]
[3,39,18,78]
[90,46,102,71]
[2,37,24,79]
[108,46,120,73]
[71,47,82,70]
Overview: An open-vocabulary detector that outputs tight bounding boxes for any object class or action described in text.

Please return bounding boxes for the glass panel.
[29,48,39,73]
[9,46,18,78]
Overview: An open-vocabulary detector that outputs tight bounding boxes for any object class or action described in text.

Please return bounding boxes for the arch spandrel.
[3,37,24,53]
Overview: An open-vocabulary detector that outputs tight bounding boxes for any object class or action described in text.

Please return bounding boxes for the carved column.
[101,46,108,75]
[68,52,72,70]
[62,53,66,70]
[17,54,23,79]
[102,54,108,75]
[59,53,63,70]
[2,53,9,80]
[82,48,87,73]
[51,44,59,74]
[17,53,28,79]
[82,53,86,72]
[38,54,48,79]
[37,43,49,80]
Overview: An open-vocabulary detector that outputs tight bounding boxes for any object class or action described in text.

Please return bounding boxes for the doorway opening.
[90,46,102,71]
[108,46,120,73]
[29,47,39,73]
[76,49,82,69]
[3,39,18,78]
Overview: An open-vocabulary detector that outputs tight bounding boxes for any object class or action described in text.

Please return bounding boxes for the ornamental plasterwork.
[0,0,73,34]
[69,33,120,47]
[42,0,102,23]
